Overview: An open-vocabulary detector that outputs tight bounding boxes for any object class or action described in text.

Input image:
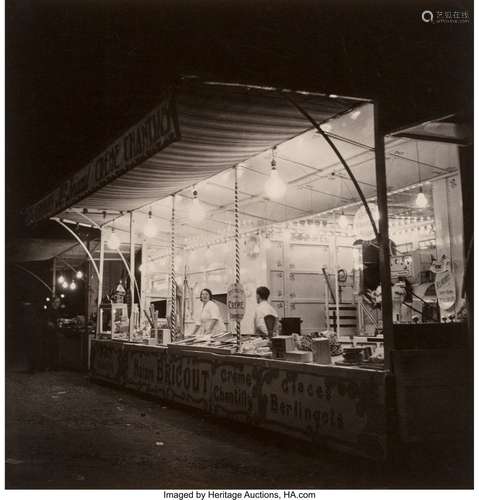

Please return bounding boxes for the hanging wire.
[415,141,422,184]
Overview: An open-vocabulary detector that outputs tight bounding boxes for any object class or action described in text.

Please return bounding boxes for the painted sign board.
[435,270,456,310]
[227,282,246,321]
[90,340,125,383]
[25,90,180,225]
[91,340,388,459]
[124,345,212,412]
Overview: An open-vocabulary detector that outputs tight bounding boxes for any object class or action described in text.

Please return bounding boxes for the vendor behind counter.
[192,288,226,336]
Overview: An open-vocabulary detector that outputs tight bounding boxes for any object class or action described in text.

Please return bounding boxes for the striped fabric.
[48,81,359,217]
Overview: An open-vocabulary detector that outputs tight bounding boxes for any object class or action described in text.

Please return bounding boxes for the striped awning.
[25,79,363,224]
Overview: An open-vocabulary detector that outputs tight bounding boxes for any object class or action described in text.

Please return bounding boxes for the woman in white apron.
[192,288,225,336]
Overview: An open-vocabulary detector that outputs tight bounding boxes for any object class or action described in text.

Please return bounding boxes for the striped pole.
[234,166,241,347]
[170,195,176,340]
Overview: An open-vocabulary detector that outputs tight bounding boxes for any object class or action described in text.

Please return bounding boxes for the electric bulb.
[62,281,69,289]
[265,166,287,200]
[351,110,361,120]
[58,275,65,284]
[189,191,206,223]
[43,305,47,310]
[75,270,83,279]
[46,297,50,302]
[415,188,428,208]
[70,281,77,291]
[107,229,120,250]
[143,211,158,238]
[353,203,380,240]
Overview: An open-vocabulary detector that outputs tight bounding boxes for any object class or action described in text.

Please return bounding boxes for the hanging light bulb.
[62,281,69,289]
[143,210,158,238]
[353,203,380,240]
[189,189,206,223]
[236,163,246,177]
[264,147,287,200]
[60,294,65,299]
[58,275,65,284]
[338,210,349,230]
[415,186,428,208]
[46,297,50,302]
[75,270,84,280]
[350,110,361,120]
[70,281,77,291]
[107,227,120,250]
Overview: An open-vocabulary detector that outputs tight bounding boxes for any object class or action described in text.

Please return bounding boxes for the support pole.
[96,229,105,338]
[52,257,57,296]
[116,248,145,323]
[129,212,136,338]
[333,213,340,337]
[170,195,176,340]
[234,165,241,347]
[373,102,394,370]
[140,241,148,327]
[84,239,90,369]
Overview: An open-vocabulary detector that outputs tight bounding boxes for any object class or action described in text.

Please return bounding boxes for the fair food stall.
[24,78,470,459]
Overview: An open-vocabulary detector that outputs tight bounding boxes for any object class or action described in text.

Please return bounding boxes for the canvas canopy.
[24,79,460,248]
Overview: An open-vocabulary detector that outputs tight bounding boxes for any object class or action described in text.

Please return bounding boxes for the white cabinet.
[268,240,285,270]
[270,270,285,299]
[287,243,329,271]
[267,239,355,334]
[287,271,325,300]
[271,300,285,318]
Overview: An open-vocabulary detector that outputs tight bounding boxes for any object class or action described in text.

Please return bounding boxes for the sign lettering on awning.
[25,90,180,225]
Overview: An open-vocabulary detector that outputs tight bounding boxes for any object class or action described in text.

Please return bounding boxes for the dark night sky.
[6,0,473,239]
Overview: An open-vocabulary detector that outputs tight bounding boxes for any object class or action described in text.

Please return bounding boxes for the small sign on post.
[227,282,245,349]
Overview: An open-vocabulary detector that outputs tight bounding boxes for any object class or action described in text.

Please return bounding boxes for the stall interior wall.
[268,235,355,334]
[143,233,356,335]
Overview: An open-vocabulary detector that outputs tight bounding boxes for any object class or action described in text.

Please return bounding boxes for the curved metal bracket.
[15,264,53,293]
[53,219,101,280]
[279,91,379,239]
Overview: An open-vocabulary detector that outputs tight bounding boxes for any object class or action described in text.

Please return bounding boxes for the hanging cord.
[415,141,422,184]
[234,165,241,347]
[170,195,177,340]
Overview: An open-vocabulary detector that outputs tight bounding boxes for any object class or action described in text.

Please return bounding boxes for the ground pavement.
[5,370,472,489]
